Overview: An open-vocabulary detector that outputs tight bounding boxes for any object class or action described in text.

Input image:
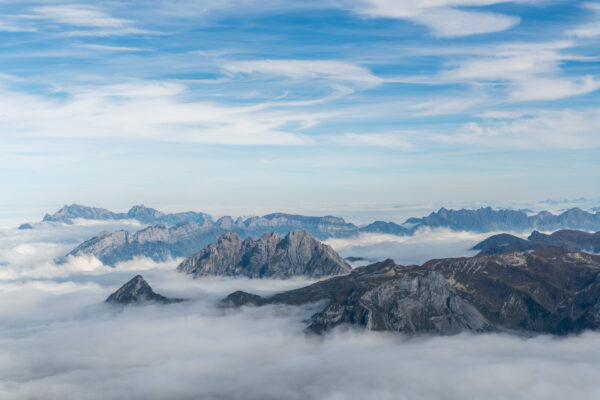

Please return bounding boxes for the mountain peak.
[105,275,183,305]
[177,230,351,279]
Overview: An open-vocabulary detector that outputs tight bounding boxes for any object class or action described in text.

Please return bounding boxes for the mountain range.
[223,247,600,336]
[43,204,212,226]
[40,203,600,234]
[53,204,600,266]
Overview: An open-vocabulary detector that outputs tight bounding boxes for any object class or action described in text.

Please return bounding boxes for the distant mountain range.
[473,229,600,256]
[42,204,212,226]
[177,230,351,279]
[41,203,600,233]
[53,204,600,265]
[223,247,600,336]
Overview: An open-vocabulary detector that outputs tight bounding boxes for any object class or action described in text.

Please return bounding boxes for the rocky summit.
[223,247,600,336]
[105,275,184,305]
[177,230,352,279]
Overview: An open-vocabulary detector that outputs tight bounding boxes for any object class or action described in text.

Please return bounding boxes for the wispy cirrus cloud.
[0,78,323,146]
[333,133,415,150]
[349,0,521,37]
[441,40,600,101]
[31,5,130,28]
[567,2,600,38]
[446,109,600,150]
[223,59,383,89]
[75,44,151,52]
[4,4,158,36]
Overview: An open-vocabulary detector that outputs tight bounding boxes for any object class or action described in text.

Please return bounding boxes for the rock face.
[472,229,600,256]
[17,223,34,230]
[177,230,352,279]
[223,248,600,336]
[64,222,222,266]
[105,275,183,305]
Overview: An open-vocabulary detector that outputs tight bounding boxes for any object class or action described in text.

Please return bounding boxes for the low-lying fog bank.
[1,222,598,399]
[326,228,529,266]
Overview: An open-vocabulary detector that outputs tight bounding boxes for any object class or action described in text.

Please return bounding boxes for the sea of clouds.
[1,219,600,399]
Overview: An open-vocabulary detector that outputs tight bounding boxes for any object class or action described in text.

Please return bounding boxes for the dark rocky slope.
[223,248,600,336]
[473,229,600,256]
[177,230,352,279]
[105,275,184,305]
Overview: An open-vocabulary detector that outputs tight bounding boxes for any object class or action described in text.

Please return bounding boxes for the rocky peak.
[177,230,351,278]
[105,275,183,305]
[127,205,164,221]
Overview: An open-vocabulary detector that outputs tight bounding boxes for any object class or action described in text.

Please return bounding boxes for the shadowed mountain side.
[105,275,184,305]
[223,248,600,336]
[177,230,352,279]
[472,229,600,256]
[529,230,600,253]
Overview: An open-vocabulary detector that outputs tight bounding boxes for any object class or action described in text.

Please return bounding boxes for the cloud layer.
[2,221,600,399]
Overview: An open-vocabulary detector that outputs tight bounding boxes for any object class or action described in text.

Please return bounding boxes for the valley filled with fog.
[1,220,600,400]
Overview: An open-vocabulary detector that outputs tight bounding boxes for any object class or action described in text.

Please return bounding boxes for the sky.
[1,0,600,220]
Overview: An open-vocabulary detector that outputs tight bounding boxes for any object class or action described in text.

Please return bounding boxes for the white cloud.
[442,41,600,101]
[413,7,519,37]
[568,23,600,38]
[409,96,485,116]
[325,227,503,265]
[333,133,415,150]
[31,5,130,28]
[0,79,325,146]
[223,59,382,89]
[510,76,600,102]
[75,44,150,52]
[350,0,521,37]
[10,4,158,36]
[0,20,36,32]
[447,109,600,150]
[567,2,600,38]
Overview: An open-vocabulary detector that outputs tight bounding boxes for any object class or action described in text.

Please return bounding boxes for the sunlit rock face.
[63,222,223,266]
[225,248,600,336]
[178,230,352,279]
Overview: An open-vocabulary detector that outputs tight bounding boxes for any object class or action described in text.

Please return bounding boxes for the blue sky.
[1,0,599,220]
